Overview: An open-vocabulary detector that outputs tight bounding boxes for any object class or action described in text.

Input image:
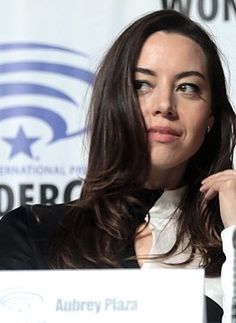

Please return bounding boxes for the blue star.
[3,126,40,158]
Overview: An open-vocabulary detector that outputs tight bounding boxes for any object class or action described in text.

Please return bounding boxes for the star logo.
[3,126,40,159]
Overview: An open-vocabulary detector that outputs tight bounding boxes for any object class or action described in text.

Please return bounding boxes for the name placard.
[0,268,205,323]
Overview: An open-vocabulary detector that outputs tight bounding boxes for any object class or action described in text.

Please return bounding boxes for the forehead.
[137,31,208,74]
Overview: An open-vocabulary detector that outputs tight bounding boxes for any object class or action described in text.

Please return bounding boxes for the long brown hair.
[49,10,236,274]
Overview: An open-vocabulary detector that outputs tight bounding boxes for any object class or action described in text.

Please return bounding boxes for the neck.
[146,164,187,190]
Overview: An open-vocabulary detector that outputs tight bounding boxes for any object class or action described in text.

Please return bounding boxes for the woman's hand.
[200,170,236,228]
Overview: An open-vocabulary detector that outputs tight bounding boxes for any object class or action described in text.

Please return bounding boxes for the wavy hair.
[49,10,236,275]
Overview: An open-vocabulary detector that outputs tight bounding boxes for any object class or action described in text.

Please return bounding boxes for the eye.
[177,83,201,96]
[134,80,152,93]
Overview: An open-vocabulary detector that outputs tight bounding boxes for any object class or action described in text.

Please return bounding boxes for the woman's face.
[135,32,213,186]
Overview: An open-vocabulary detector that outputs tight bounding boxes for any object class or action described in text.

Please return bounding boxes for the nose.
[152,86,176,119]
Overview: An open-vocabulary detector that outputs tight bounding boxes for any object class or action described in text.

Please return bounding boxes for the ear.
[208,115,214,128]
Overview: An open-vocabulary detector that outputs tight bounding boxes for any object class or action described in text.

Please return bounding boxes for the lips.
[148,126,181,143]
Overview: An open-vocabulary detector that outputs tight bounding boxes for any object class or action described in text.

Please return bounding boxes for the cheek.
[139,97,149,118]
[184,114,209,148]
[191,117,208,132]
[182,100,211,133]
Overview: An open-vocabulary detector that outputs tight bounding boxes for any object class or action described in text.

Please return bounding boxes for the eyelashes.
[133,80,152,92]
[134,80,202,98]
[176,83,201,96]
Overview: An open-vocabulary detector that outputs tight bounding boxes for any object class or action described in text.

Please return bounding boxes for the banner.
[0,0,235,215]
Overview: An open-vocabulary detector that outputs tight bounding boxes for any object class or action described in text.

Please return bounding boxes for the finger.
[201,176,236,192]
[201,177,236,194]
[201,170,236,184]
[202,187,218,200]
[200,179,226,197]
[200,177,230,191]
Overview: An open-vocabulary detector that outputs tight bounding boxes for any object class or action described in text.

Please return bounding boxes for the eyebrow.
[135,67,156,76]
[176,70,206,80]
[135,67,206,80]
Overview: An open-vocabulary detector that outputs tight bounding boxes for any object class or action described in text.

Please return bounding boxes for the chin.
[150,157,188,172]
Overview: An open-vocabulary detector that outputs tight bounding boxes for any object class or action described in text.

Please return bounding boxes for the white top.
[141,187,235,322]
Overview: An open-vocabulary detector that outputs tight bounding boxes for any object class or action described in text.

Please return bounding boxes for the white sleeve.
[221,225,236,323]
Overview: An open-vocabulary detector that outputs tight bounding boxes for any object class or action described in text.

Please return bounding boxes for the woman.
[0,9,235,323]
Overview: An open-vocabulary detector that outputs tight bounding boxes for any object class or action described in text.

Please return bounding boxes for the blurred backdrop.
[0,0,235,215]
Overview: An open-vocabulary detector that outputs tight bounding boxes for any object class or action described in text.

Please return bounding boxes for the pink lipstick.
[148,126,181,143]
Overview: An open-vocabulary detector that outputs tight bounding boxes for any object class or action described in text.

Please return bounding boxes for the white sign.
[0,268,205,323]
